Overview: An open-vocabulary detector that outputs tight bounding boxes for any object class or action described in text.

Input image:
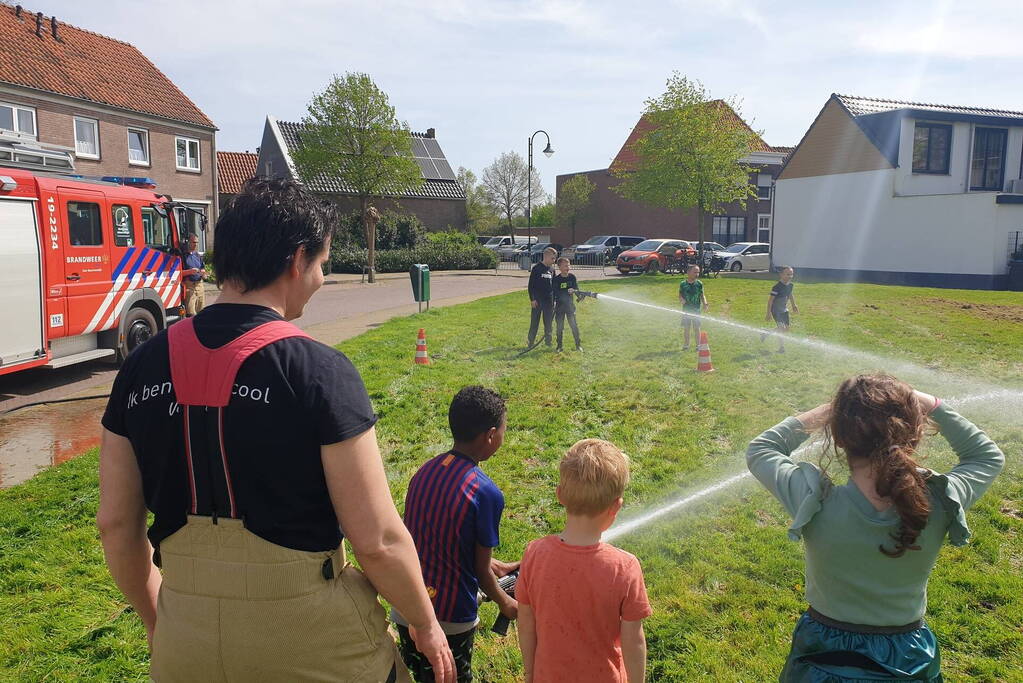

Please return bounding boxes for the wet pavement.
[0,271,530,488]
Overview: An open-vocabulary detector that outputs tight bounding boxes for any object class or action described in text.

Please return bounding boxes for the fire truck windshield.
[142,206,174,251]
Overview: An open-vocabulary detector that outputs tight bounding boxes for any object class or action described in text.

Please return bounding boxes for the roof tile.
[0,3,214,128]
[610,101,780,172]
[217,151,258,194]
[836,94,1023,120]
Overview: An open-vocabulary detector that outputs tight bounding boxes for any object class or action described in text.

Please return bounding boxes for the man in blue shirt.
[182,233,206,316]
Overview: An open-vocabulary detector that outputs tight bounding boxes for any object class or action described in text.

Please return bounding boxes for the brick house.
[256,116,467,231]
[216,150,258,214]
[0,4,218,248]
[554,103,790,248]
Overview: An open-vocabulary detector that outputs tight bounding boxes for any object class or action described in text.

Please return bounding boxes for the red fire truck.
[0,134,195,377]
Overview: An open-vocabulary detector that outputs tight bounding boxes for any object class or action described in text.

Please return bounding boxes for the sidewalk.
[202,268,530,294]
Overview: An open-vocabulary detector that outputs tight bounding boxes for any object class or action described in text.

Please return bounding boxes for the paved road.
[0,271,529,488]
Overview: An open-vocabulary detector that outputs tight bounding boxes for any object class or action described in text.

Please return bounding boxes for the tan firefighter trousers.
[150,516,408,682]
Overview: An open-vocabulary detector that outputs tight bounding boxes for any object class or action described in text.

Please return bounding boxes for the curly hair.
[824,374,931,558]
[448,385,506,443]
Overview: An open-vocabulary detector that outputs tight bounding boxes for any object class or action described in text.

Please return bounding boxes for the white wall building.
[773,94,1023,289]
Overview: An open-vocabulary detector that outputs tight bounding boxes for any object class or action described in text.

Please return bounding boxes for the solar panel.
[409,134,456,181]
[433,158,456,181]
[422,139,443,158]
[414,157,435,178]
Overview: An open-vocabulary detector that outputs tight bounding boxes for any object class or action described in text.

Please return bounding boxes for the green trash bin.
[410,263,431,311]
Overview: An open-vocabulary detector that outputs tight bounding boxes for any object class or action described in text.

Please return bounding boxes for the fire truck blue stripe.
[144,251,160,274]
[125,249,150,278]
[112,248,136,278]
[156,252,173,276]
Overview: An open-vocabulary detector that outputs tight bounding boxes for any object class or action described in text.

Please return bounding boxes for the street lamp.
[527,130,554,249]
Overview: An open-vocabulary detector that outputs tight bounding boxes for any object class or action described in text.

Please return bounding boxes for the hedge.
[330,244,497,274]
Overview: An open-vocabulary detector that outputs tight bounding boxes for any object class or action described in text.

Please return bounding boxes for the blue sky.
[48,0,1023,198]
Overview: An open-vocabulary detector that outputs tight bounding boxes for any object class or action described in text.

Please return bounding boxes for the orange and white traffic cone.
[696,330,715,372]
[414,328,430,365]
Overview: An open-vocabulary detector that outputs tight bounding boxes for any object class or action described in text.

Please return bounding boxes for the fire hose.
[476,570,519,636]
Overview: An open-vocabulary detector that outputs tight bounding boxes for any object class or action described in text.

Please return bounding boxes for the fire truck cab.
[0,133,192,377]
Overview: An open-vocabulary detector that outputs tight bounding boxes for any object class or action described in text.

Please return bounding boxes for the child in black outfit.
[552,257,582,352]
[527,247,558,348]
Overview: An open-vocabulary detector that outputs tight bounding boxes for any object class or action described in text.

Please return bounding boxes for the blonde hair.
[559,439,630,516]
[544,247,558,257]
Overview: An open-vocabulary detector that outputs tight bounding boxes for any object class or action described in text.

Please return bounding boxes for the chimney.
[35,11,43,37]
[15,5,22,20]
[426,127,436,139]
[50,16,59,41]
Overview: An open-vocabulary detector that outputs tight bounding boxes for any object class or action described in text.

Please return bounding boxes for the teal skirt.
[781,612,942,682]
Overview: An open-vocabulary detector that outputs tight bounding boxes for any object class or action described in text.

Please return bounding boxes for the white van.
[481,235,538,251]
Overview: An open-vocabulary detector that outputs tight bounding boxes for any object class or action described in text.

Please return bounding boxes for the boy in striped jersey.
[394,385,520,682]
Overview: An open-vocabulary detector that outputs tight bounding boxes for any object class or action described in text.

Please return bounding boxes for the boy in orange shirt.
[516,439,651,682]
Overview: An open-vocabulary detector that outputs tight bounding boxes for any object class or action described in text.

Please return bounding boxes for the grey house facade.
[255,116,467,230]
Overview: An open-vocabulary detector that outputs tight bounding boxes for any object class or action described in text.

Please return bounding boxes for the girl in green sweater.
[747,374,1004,681]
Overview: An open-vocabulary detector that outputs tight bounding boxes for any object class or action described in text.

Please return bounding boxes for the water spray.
[592,293,1020,398]
[603,390,1020,543]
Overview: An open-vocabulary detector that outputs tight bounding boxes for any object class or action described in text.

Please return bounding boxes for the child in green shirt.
[747,374,1004,681]
[678,265,708,352]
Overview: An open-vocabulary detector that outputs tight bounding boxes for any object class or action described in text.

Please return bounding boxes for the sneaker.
[556,346,563,352]
[682,345,690,352]
[575,345,583,352]
[760,331,768,342]
[778,347,786,354]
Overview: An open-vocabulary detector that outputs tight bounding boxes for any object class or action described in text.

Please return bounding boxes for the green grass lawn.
[2,276,1021,681]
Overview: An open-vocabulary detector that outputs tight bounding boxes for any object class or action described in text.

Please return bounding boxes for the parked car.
[483,235,538,252]
[524,242,564,263]
[564,235,645,264]
[615,239,686,274]
[715,242,771,271]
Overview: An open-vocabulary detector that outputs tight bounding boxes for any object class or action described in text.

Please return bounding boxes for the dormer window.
[911,123,951,174]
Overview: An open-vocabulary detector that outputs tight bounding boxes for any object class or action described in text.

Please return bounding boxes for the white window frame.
[0,101,37,138]
[175,136,201,172]
[757,214,772,243]
[73,116,100,159]
[127,127,150,166]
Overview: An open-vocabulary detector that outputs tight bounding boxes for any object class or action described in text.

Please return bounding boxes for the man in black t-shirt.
[761,266,798,353]
[526,247,558,349]
[97,177,455,682]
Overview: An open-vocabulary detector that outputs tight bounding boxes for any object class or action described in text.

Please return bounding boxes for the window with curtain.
[970,128,1007,191]
[74,117,99,158]
[712,216,746,245]
[128,128,149,164]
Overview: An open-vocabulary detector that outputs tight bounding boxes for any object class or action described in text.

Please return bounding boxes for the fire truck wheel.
[119,307,159,361]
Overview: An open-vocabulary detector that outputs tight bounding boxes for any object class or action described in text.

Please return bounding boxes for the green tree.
[556,174,595,246]
[291,72,422,282]
[480,151,544,230]
[457,166,500,233]
[611,74,760,256]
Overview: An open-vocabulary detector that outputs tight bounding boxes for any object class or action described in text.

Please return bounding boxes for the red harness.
[167,317,311,519]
